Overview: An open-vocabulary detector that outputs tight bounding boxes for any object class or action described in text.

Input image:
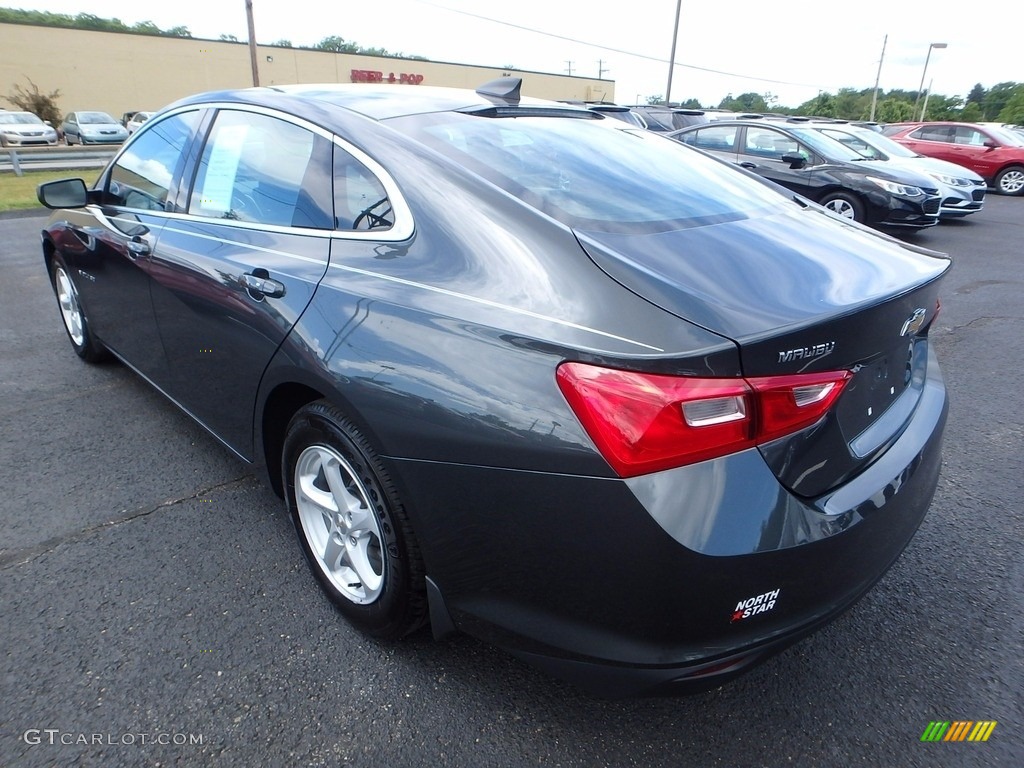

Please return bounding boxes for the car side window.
[912,126,953,143]
[743,128,802,160]
[822,130,877,159]
[333,144,393,231]
[106,110,199,210]
[189,110,333,229]
[682,126,737,151]
[952,127,986,146]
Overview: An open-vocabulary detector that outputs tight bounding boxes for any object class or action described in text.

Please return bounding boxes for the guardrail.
[0,145,118,176]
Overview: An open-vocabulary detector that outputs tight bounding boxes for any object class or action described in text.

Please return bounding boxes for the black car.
[559,100,648,128]
[670,120,942,229]
[631,105,709,132]
[37,78,950,698]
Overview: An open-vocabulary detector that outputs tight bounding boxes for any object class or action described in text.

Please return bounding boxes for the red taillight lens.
[748,371,851,444]
[557,363,850,478]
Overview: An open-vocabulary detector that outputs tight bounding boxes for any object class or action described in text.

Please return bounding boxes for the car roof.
[168,80,593,123]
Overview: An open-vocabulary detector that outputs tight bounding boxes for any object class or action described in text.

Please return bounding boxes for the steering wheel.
[352,197,393,230]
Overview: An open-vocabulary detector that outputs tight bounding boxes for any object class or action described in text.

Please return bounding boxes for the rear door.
[901,125,958,163]
[147,107,334,458]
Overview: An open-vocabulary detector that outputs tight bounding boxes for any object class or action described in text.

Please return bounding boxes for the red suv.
[882,122,1024,196]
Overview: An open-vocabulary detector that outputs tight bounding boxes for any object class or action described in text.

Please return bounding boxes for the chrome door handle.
[242,272,286,299]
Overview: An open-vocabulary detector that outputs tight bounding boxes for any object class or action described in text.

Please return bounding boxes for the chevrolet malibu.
[37,79,950,697]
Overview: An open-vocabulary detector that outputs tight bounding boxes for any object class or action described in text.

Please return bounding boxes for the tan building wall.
[1,23,613,119]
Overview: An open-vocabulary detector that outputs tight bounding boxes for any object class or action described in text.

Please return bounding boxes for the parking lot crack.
[0,475,252,570]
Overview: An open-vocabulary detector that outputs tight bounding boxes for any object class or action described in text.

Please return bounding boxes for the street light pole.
[921,79,935,121]
[912,42,947,120]
[869,34,887,122]
[665,0,682,106]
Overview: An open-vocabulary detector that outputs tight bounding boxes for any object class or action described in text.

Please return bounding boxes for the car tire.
[50,254,110,363]
[993,166,1024,196]
[283,401,427,639]
[820,191,865,223]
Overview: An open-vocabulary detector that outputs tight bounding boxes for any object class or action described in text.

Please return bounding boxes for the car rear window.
[386,113,789,233]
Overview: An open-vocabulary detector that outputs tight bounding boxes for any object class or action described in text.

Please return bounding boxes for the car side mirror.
[781,153,807,169]
[983,140,998,149]
[38,178,88,209]
[43,120,52,127]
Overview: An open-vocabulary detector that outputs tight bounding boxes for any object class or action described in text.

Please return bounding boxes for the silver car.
[61,111,129,145]
[811,123,986,219]
[0,111,59,147]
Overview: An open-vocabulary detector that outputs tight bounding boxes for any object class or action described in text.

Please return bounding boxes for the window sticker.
[198,124,249,215]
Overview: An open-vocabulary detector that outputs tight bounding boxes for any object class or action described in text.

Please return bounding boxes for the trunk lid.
[575,205,950,496]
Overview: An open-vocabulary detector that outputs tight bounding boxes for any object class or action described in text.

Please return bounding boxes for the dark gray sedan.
[37,79,950,697]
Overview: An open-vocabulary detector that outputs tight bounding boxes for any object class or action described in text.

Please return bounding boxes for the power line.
[412,0,828,91]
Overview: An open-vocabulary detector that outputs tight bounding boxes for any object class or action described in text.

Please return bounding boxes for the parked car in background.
[126,111,153,134]
[36,78,951,698]
[559,101,648,128]
[881,122,1024,196]
[0,111,59,147]
[632,105,708,132]
[61,111,129,145]
[671,120,942,229]
[805,122,986,219]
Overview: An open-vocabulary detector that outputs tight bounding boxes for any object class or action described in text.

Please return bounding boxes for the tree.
[959,102,983,122]
[795,92,836,117]
[873,98,914,123]
[997,87,1024,124]
[314,35,359,53]
[219,33,239,42]
[272,39,293,47]
[678,98,703,109]
[967,83,987,106]
[132,20,160,35]
[719,92,768,112]
[921,94,960,121]
[647,95,665,105]
[982,82,1020,120]
[6,78,62,126]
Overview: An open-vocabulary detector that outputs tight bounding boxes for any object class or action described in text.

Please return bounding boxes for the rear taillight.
[556,363,850,478]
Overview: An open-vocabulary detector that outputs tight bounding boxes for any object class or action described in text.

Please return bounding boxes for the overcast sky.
[9,0,1019,107]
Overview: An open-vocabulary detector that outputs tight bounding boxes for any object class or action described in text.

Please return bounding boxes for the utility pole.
[869,34,887,121]
[665,0,682,106]
[565,60,574,76]
[597,60,609,79]
[245,0,260,87]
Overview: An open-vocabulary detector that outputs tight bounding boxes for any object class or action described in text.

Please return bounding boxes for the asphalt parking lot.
[1,200,1021,767]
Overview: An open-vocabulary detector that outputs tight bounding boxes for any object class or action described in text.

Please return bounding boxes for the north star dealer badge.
[731,588,781,622]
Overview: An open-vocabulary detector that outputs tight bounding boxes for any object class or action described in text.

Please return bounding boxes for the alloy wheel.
[294,444,385,604]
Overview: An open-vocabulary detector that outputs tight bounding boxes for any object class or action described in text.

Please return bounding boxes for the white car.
[126,111,153,135]
[810,123,987,219]
[0,111,59,147]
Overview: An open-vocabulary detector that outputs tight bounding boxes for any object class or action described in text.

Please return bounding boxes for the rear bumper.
[389,349,948,697]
